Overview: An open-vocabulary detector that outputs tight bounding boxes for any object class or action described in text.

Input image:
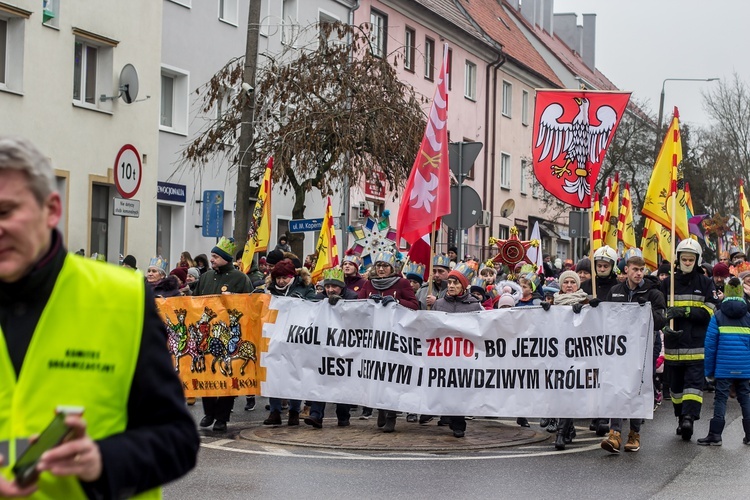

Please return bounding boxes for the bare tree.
[180,22,428,255]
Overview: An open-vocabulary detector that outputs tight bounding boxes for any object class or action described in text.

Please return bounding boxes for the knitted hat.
[739,270,750,281]
[259,256,267,264]
[271,259,297,279]
[712,262,730,278]
[122,255,137,268]
[148,257,168,275]
[558,270,581,288]
[433,254,451,269]
[170,267,188,284]
[322,267,346,288]
[575,258,591,273]
[403,262,426,284]
[448,262,477,289]
[212,236,237,262]
[187,267,201,280]
[725,277,743,298]
[657,261,672,276]
[497,293,515,308]
[266,249,285,266]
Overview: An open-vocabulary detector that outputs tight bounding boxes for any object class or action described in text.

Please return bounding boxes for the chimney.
[553,13,581,54]
[520,0,537,26]
[582,13,597,71]
[542,0,554,36]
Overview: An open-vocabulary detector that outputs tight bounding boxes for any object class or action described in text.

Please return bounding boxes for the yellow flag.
[642,110,689,240]
[240,158,273,273]
[741,180,750,242]
[311,196,340,283]
[592,194,602,251]
[618,183,637,249]
[641,218,668,271]
[603,173,619,249]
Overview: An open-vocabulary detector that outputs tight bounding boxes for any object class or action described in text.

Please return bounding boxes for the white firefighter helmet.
[593,245,618,265]
[676,238,702,264]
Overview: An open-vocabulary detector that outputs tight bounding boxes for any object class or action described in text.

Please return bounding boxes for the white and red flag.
[397,44,451,246]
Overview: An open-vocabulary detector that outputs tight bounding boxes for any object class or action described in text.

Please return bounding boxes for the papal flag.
[312,196,340,283]
[642,107,689,240]
[740,179,750,242]
[592,193,602,251]
[641,218,665,271]
[618,183,637,249]
[240,157,273,273]
[602,173,620,249]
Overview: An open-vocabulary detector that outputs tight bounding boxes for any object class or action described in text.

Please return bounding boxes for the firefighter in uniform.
[660,239,718,440]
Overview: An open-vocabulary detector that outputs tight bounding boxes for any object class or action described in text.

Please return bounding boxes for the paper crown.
[451,261,477,283]
[403,262,426,279]
[470,276,487,290]
[322,267,345,286]
[373,251,396,268]
[433,254,451,269]
[148,256,168,274]
[342,251,361,267]
[724,277,743,298]
[213,236,237,261]
[90,253,106,262]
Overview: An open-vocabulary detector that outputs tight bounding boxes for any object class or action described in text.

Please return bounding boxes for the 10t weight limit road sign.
[114,144,142,199]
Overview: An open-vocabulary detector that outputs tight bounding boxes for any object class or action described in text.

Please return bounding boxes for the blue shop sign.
[157,181,187,203]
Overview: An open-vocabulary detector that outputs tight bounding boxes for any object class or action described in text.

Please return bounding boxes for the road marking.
[200,441,601,461]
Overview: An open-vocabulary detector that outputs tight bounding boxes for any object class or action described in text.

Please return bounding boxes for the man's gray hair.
[0,136,57,205]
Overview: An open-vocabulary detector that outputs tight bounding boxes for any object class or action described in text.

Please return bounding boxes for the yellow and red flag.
[312,196,340,283]
[531,90,630,208]
[240,157,273,273]
[397,44,451,245]
[618,183,637,249]
[740,179,750,242]
[592,193,602,251]
[641,218,661,271]
[642,108,689,240]
[603,173,620,249]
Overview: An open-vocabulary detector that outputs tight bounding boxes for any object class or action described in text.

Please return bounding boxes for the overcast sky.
[553,0,748,129]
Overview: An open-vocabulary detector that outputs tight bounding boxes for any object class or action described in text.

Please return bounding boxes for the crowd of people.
[135,232,750,454]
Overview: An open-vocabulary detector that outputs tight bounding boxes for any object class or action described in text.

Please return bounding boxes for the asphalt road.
[164,394,750,500]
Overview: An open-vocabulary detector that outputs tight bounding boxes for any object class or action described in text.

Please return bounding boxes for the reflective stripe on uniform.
[674,294,715,315]
[670,390,684,403]
[683,388,703,404]
[718,326,750,335]
[664,347,704,361]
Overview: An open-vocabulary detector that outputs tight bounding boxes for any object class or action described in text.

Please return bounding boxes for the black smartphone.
[12,408,80,488]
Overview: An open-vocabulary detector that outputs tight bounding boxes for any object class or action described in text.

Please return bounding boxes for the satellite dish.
[119,64,139,103]
[100,64,139,103]
[500,199,515,218]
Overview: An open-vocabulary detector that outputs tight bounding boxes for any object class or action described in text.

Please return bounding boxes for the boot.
[624,430,640,452]
[554,428,566,450]
[675,416,683,435]
[377,410,386,428]
[600,430,621,454]
[680,415,694,441]
[287,410,300,426]
[517,417,530,427]
[596,420,610,437]
[743,419,750,445]
[263,410,281,426]
[697,418,724,446]
[383,413,397,433]
[589,419,599,431]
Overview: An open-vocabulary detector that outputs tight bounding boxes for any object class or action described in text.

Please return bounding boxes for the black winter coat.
[606,275,668,331]
[580,273,619,300]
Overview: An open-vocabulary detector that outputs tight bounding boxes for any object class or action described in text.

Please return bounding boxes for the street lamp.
[656,77,720,138]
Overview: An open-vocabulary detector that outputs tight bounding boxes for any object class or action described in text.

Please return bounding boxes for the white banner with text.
[261,298,654,418]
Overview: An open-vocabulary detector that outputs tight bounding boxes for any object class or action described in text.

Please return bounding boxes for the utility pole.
[233,0,262,251]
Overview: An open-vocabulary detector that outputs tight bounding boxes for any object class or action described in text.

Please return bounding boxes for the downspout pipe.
[486,52,506,251]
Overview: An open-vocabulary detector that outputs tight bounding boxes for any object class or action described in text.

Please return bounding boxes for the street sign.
[569,211,590,238]
[202,190,224,238]
[112,198,140,217]
[157,181,186,203]
[443,185,483,229]
[289,217,342,233]
[449,142,483,180]
[113,144,142,199]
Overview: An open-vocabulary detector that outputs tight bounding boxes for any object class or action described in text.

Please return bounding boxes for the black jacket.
[606,275,668,331]
[581,273,619,301]
[0,231,199,498]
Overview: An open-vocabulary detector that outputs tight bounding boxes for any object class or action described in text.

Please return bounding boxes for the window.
[522,89,529,125]
[404,27,415,72]
[370,9,387,58]
[520,159,528,194]
[219,0,238,26]
[446,47,452,90]
[160,65,189,134]
[498,225,509,240]
[502,80,512,117]
[282,0,298,46]
[42,0,60,28]
[0,8,28,93]
[90,184,109,258]
[464,61,476,100]
[318,12,340,49]
[424,37,434,81]
[500,152,511,189]
[156,205,172,262]
[72,30,116,110]
[532,176,539,198]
